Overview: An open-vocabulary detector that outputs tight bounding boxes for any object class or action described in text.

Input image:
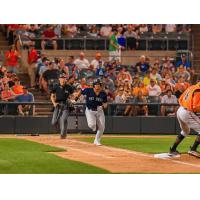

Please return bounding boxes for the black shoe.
[60,135,67,139]
[169,147,180,156]
[188,147,200,158]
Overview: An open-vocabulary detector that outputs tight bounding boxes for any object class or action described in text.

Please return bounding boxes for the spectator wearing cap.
[15,87,35,116]
[102,73,115,93]
[146,79,161,97]
[109,28,121,62]
[74,52,90,70]
[90,53,104,70]
[28,45,38,88]
[4,45,20,74]
[176,54,191,69]
[134,55,150,75]
[174,64,191,82]
[161,89,178,116]
[41,26,58,50]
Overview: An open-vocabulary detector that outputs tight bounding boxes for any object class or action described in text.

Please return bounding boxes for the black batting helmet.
[93,79,102,87]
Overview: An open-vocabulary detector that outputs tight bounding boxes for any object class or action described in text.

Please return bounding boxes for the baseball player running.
[169,82,200,158]
[75,79,107,145]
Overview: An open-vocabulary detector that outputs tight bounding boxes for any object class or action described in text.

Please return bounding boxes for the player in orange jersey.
[169,82,200,158]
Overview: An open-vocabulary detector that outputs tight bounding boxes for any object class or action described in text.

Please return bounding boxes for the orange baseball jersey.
[179,83,200,112]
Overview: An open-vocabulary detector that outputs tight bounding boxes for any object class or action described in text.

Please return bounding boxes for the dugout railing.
[0,101,187,135]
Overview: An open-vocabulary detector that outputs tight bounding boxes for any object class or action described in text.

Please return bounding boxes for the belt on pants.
[183,107,198,116]
[87,107,98,111]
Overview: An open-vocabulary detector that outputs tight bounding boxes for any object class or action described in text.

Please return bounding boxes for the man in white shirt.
[90,53,104,70]
[100,25,112,37]
[165,24,176,33]
[146,79,161,97]
[161,89,178,116]
[74,52,90,70]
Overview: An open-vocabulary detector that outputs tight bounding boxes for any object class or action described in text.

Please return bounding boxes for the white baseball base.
[154,153,180,158]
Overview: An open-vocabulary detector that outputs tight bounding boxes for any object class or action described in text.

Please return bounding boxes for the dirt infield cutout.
[1,135,200,173]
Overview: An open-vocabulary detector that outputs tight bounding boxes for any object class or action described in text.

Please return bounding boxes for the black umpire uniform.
[51,74,74,139]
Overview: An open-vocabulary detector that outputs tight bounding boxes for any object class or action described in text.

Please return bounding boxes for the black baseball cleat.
[60,135,67,139]
[188,148,200,158]
[169,147,180,156]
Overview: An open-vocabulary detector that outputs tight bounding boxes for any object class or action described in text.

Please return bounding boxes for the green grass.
[0,138,109,174]
[81,136,197,154]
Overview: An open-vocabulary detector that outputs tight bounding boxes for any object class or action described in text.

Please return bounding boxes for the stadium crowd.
[0,24,193,116]
[2,24,191,50]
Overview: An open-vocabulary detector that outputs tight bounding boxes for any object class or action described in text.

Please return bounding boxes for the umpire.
[50,73,74,139]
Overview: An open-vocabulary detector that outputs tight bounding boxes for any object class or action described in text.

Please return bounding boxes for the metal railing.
[32,34,191,51]
[0,101,180,116]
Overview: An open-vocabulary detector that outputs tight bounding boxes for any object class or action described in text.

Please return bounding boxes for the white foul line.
[69,139,200,169]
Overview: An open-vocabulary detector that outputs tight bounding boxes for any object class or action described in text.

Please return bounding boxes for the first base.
[154,153,180,158]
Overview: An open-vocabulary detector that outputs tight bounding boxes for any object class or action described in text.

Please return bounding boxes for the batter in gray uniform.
[51,73,74,139]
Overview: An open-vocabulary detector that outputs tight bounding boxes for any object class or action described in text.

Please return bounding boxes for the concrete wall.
[0,116,184,135]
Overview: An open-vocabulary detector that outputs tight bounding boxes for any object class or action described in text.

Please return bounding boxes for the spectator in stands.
[65,56,75,76]
[109,28,121,62]
[100,24,112,37]
[161,89,178,116]
[74,52,90,70]
[41,61,60,94]
[124,25,138,50]
[88,25,99,37]
[28,45,38,88]
[150,67,162,82]
[16,87,35,116]
[12,78,24,95]
[117,27,126,48]
[102,73,115,93]
[132,74,140,87]
[15,27,35,49]
[134,55,150,75]
[114,87,127,115]
[58,59,69,78]
[139,24,148,33]
[146,79,161,97]
[1,83,16,101]
[80,78,89,89]
[174,64,191,82]
[132,90,148,116]
[62,24,77,38]
[133,81,148,97]
[165,24,176,33]
[54,24,62,38]
[174,84,185,99]
[164,73,176,88]
[174,76,190,94]
[152,24,162,34]
[4,45,20,74]
[176,54,191,69]
[142,71,151,86]
[91,53,104,70]
[96,60,105,77]
[41,26,58,50]
[81,65,96,80]
[117,66,132,84]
